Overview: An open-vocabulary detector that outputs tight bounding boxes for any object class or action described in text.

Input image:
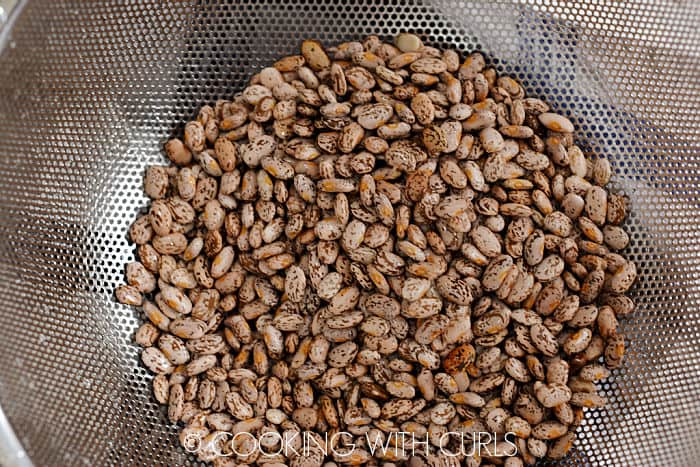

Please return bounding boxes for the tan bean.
[530,324,559,357]
[118,36,638,459]
[538,112,574,133]
[609,261,637,293]
[142,347,174,375]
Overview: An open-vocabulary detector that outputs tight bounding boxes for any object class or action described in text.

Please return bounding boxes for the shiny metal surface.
[0,404,31,467]
[0,1,698,466]
[0,0,19,28]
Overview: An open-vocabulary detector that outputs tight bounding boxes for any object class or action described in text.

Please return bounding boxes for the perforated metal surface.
[0,1,698,466]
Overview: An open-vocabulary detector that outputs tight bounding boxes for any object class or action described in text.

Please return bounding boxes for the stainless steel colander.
[0,1,698,466]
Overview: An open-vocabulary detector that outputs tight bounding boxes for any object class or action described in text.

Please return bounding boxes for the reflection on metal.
[0,0,698,466]
[0,403,32,467]
[0,0,18,29]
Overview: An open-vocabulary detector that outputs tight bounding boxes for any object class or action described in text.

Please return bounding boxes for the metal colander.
[0,1,698,466]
